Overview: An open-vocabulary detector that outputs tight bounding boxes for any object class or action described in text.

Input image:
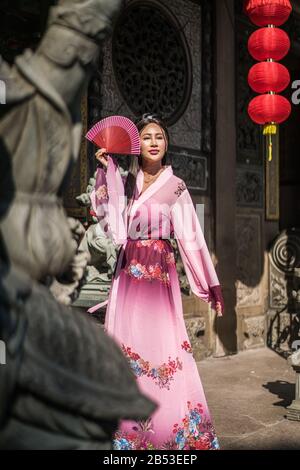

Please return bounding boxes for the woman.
[89,114,224,450]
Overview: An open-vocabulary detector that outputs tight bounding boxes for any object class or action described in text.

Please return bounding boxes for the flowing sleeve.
[170,185,224,314]
[90,155,127,246]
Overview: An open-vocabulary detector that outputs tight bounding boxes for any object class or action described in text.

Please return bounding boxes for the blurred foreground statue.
[0,0,156,449]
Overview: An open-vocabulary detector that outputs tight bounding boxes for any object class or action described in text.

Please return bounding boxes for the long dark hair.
[124,113,170,206]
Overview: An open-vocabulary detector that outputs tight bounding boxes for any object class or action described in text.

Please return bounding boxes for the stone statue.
[0,0,156,449]
[76,174,119,283]
[74,174,119,312]
[74,167,131,310]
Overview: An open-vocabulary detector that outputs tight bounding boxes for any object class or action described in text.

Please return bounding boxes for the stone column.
[214,0,238,355]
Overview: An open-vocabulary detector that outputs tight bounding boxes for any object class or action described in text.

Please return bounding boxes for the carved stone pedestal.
[72,268,110,308]
[286,351,300,422]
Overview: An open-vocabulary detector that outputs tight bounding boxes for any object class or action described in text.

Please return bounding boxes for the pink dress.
[89,156,222,450]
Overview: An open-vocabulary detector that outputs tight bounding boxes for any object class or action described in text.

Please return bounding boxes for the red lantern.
[248,94,291,124]
[248,94,291,161]
[245,0,292,161]
[244,0,292,26]
[248,61,290,93]
[248,27,290,61]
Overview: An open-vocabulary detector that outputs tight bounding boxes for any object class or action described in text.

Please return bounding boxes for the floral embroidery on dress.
[174,181,187,197]
[165,252,176,265]
[136,239,170,254]
[135,241,175,265]
[121,344,183,390]
[181,340,193,354]
[125,259,171,285]
[136,239,161,251]
[95,184,108,200]
[170,401,220,450]
[113,419,155,450]
[113,402,220,450]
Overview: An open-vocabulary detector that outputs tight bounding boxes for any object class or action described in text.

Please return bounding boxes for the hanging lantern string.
[245,0,292,164]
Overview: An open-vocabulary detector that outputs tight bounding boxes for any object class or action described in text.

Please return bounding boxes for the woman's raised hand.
[95,148,109,168]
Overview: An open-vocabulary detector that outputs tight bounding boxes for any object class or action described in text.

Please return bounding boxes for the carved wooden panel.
[100,0,213,159]
[112,1,192,125]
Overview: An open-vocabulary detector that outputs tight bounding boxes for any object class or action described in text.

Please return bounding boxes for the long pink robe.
[90,156,221,450]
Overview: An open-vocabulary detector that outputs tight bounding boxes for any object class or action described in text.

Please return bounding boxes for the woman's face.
[140,123,167,164]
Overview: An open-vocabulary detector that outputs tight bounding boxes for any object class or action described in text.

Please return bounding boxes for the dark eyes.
[143,135,163,140]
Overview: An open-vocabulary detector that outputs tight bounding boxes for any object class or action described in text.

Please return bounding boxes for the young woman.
[89,114,224,450]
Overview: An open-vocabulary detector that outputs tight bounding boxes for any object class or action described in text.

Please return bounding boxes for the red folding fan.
[85,115,141,155]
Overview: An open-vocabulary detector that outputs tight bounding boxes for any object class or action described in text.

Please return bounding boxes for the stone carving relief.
[270,270,289,308]
[269,228,300,310]
[270,229,300,273]
[236,167,264,208]
[185,316,207,361]
[243,316,265,349]
[268,229,300,353]
[168,150,207,191]
[236,283,261,307]
[236,214,262,307]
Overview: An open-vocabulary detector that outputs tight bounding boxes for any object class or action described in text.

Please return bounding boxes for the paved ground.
[198,347,300,450]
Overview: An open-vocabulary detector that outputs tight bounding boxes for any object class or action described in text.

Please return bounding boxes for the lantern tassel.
[263,123,277,162]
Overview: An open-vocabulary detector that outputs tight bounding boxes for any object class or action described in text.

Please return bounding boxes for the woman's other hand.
[209,285,224,317]
[95,148,109,168]
[215,302,223,317]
